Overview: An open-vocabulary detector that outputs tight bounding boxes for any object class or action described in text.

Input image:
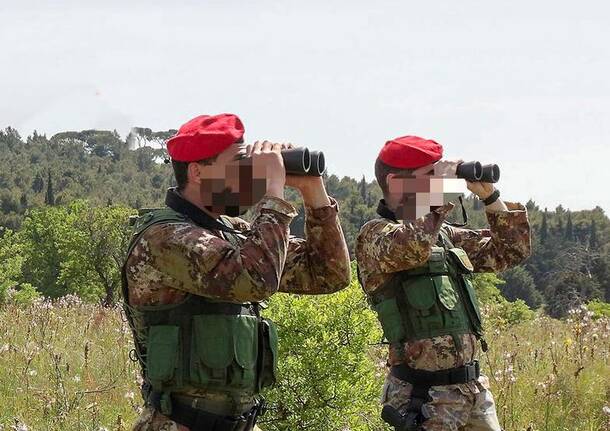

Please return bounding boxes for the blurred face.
[192,143,268,216]
[386,164,463,221]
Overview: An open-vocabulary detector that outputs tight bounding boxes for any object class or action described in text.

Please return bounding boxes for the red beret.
[167,113,244,162]
[378,135,443,169]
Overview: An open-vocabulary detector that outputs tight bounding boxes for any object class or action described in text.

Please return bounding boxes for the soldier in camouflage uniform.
[356,136,531,431]
[122,114,351,431]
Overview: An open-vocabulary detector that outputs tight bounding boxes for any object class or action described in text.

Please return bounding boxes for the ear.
[386,173,397,188]
[187,162,203,185]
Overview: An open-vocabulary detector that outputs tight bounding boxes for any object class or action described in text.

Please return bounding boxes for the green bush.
[6,283,41,307]
[586,299,610,319]
[473,273,535,328]
[261,270,386,431]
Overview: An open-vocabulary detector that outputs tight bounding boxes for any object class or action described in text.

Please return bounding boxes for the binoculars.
[281,148,326,176]
[456,161,500,183]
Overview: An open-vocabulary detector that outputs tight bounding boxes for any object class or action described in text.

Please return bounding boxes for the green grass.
[1,300,608,431]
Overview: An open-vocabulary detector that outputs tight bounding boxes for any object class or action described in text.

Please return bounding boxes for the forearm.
[485,198,508,213]
[279,197,351,294]
[448,201,532,272]
[298,178,331,209]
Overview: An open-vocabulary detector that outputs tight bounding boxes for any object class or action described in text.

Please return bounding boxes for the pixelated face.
[197,143,268,217]
[387,162,464,221]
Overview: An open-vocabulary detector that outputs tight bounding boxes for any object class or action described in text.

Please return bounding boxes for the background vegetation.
[1,127,609,430]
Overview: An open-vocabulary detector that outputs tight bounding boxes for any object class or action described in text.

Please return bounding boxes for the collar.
[376,199,398,222]
[164,188,240,234]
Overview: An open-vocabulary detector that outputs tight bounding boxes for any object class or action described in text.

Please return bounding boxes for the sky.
[1,0,609,212]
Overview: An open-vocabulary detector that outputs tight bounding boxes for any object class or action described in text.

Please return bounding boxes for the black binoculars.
[456,161,500,183]
[281,148,326,177]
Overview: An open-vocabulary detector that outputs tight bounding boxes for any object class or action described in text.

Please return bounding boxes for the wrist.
[482,189,500,206]
[266,183,285,200]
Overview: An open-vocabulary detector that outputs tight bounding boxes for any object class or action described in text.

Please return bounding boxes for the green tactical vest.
[366,228,485,348]
[121,207,279,415]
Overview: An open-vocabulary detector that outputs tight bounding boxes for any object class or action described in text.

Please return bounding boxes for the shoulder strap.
[438,225,455,250]
[126,208,188,258]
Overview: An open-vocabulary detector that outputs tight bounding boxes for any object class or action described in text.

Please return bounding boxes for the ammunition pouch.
[369,232,485,345]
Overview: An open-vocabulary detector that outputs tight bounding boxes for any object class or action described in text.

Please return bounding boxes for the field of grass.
[1,298,608,431]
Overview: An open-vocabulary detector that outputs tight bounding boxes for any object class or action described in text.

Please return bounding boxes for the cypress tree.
[589,219,598,249]
[359,175,367,203]
[565,212,574,241]
[540,209,548,244]
[44,170,55,206]
[32,172,44,193]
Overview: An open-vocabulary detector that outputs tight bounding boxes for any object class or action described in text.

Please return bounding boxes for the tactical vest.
[121,208,279,415]
[366,229,485,348]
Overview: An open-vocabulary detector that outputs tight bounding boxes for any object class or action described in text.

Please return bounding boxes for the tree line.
[0,127,608,317]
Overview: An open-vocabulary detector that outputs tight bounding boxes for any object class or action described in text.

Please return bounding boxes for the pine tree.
[44,171,55,206]
[500,266,542,308]
[526,199,538,212]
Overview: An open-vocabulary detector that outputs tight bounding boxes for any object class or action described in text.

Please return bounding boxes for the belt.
[390,360,480,386]
[168,397,265,431]
[171,394,256,417]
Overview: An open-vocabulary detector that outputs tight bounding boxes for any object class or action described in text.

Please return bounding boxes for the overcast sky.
[1,0,609,212]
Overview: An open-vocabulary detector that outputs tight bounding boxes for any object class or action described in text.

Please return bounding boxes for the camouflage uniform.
[125,189,351,431]
[356,199,531,431]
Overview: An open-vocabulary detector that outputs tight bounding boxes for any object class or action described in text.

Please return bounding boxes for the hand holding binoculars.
[456,161,500,183]
[280,148,326,177]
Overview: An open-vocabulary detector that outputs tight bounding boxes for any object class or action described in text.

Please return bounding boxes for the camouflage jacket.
[125,188,351,406]
[356,199,531,372]
[126,190,351,306]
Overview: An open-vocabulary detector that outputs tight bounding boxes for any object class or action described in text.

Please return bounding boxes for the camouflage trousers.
[381,372,502,431]
[132,406,263,431]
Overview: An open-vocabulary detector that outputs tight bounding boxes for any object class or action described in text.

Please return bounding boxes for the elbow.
[326,263,352,293]
[408,240,434,268]
[233,271,281,303]
[323,253,353,293]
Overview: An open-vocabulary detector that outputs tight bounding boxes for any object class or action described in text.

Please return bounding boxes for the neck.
[384,196,400,213]
[179,186,221,219]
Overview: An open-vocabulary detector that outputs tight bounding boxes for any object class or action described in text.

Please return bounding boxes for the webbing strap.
[390,360,480,387]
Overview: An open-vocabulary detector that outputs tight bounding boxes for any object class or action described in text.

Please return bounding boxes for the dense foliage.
[1,126,609,316]
[1,127,609,430]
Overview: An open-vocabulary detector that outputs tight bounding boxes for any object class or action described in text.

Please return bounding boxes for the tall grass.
[1,298,608,431]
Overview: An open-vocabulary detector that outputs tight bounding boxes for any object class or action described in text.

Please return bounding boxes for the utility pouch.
[428,247,446,273]
[373,298,406,343]
[258,318,279,390]
[146,325,181,388]
[190,314,259,391]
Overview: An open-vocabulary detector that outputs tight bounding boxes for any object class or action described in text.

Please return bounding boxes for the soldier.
[122,113,351,431]
[356,136,531,431]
